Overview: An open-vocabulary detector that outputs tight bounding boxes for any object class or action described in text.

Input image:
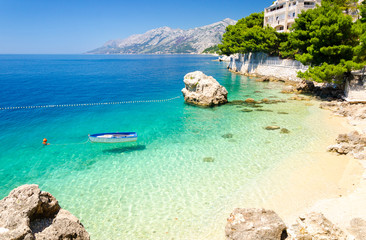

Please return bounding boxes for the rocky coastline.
[223,67,366,239]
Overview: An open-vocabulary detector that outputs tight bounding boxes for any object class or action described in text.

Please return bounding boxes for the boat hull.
[89,132,137,143]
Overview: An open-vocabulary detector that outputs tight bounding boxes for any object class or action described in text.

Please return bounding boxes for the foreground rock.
[0,184,89,240]
[182,71,228,106]
[287,212,348,240]
[328,131,366,159]
[225,209,359,240]
[225,208,287,240]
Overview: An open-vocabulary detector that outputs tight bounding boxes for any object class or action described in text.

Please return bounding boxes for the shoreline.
[231,100,363,221]
[227,67,366,237]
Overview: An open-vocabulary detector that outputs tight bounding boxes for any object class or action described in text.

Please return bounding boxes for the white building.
[264,0,321,32]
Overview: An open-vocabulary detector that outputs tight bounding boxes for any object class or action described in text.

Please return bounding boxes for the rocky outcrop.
[320,101,366,159]
[0,184,89,240]
[182,71,228,106]
[296,80,315,93]
[328,131,366,159]
[219,56,231,62]
[225,209,358,240]
[320,102,366,121]
[287,212,348,240]
[225,208,287,240]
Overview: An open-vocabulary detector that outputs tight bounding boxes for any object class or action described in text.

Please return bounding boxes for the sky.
[0,0,269,54]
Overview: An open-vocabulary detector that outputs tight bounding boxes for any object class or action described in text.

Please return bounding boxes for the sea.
[0,54,343,239]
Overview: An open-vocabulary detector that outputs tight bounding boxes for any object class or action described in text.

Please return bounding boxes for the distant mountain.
[87,18,236,54]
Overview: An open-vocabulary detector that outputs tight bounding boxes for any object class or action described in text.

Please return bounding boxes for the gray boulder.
[287,212,348,240]
[0,184,89,240]
[225,208,287,240]
[182,71,228,106]
[296,80,315,93]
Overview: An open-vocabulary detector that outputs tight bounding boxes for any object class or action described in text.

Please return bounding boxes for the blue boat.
[88,132,137,143]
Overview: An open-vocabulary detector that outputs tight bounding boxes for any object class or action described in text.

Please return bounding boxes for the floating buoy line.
[0,95,181,111]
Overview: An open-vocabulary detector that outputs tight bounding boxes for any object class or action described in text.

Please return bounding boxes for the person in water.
[42,138,50,145]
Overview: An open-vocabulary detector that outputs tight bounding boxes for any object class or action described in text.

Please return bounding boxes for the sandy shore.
[223,99,364,230]
[265,100,366,236]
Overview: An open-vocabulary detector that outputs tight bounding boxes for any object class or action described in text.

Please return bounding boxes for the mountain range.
[87,18,236,54]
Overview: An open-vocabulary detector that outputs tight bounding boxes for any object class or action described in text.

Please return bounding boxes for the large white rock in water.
[182,71,228,106]
[0,184,90,240]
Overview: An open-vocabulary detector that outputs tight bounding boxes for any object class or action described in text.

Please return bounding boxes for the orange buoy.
[42,138,49,145]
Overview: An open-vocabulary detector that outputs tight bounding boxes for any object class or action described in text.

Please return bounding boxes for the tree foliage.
[219,1,366,83]
[219,12,287,56]
[282,1,364,83]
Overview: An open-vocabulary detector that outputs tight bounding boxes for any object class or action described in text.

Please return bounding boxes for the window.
[304,2,315,6]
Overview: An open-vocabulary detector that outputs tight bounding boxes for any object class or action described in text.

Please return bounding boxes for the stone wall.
[228,52,307,83]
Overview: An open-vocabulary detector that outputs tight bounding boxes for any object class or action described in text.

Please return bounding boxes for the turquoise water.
[0,55,339,239]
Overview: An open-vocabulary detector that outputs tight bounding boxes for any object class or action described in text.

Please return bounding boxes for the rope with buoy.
[0,95,182,111]
[43,138,90,146]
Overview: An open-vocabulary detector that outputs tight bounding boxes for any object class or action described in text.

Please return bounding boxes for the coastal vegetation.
[219,0,366,83]
[202,45,221,54]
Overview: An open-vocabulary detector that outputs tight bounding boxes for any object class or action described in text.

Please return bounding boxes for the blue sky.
[0,0,269,54]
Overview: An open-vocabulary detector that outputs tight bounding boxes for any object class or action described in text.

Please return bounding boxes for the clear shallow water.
[0,55,339,239]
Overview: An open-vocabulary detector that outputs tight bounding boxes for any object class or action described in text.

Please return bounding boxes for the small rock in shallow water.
[241,109,253,112]
[229,100,245,105]
[222,133,233,139]
[280,128,290,134]
[203,157,214,162]
[256,109,273,112]
[245,98,256,103]
[250,104,263,108]
[277,111,289,115]
[265,126,281,130]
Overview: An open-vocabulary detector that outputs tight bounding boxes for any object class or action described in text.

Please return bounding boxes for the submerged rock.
[244,98,256,103]
[277,111,289,115]
[281,85,296,94]
[181,71,228,106]
[225,208,287,240]
[203,157,214,162]
[265,126,281,130]
[256,109,273,112]
[240,109,253,112]
[229,100,245,105]
[255,77,270,82]
[0,184,90,240]
[280,128,291,134]
[289,95,311,101]
[222,133,233,139]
